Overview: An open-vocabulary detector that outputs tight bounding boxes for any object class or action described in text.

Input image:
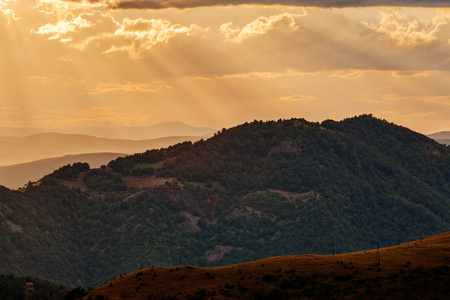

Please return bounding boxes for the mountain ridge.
[83,231,450,300]
[0,115,449,287]
[0,153,126,189]
[0,121,216,140]
[428,131,450,140]
[427,131,450,145]
[0,133,213,166]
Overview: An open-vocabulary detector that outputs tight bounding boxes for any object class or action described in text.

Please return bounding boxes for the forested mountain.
[0,115,449,287]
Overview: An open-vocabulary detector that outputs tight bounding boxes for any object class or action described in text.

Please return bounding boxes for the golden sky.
[1,0,450,134]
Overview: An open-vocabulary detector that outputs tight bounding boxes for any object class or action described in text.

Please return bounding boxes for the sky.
[1,1,450,134]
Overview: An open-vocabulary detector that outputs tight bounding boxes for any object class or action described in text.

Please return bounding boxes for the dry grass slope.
[83,232,450,299]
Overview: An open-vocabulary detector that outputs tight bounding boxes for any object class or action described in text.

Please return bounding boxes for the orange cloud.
[0,0,21,24]
[88,81,173,94]
[35,106,153,127]
[364,11,450,47]
[278,94,315,101]
[33,13,92,39]
[0,106,22,117]
[220,11,305,42]
[78,1,450,10]
[103,18,201,57]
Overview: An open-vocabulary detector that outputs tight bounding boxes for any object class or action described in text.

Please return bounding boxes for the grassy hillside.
[84,232,450,300]
[0,115,449,287]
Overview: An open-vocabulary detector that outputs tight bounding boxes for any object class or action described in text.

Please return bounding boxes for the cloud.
[380,95,450,106]
[0,0,21,24]
[87,81,173,94]
[329,69,370,78]
[364,11,450,47]
[278,94,315,101]
[73,1,450,10]
[30,3,201,58]
[57,55,74,61]
[0,106,22,117]
[389,70,430,77]
[220,11,304,42]
[36,106,153,127]
[33,13,93,39]
[214,70,318,80]
[102,17,201,57]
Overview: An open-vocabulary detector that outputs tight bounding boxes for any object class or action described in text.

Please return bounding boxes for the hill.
[0,115,449,287]
[0,122,216,140]
[0,153,126,189]
[0,133,212,166]
[83,232,450,300]
[428,131,450,145]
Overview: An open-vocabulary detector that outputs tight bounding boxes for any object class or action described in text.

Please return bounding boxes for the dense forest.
[0,273,85,300]
[0,115,449,287]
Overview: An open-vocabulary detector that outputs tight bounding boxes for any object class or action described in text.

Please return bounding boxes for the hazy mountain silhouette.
[428,131,450,145]
[0,122,216,140]
[0,153,126,189]
[0,133,213,166]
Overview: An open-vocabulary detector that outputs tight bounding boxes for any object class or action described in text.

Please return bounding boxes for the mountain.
[428,131,450,145]
[84,232,450,300]
[0,115,449,287]
[0,122,216,140]
[0,133,212,166]
[0,153,126,190]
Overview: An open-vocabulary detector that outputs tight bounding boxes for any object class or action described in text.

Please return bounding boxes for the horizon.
[0,116,448,136]
[2,1,450,135]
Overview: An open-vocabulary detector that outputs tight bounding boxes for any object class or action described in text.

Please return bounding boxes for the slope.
[0,115,449,287]
[0,153,126,189]
[428,131,450,145]
[83,232,450,300]
[0,133,212,166]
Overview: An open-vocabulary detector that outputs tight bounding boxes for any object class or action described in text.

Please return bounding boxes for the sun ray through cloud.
[0,1,449,132]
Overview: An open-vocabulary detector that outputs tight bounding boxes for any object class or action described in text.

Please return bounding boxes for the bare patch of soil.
[123,175,180,188]
[203,245,244,262]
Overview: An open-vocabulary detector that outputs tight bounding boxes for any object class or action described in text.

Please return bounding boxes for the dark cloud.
[104,0,450,10]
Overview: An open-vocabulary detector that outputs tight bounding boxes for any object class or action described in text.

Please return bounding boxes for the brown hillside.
[83,232,450,299]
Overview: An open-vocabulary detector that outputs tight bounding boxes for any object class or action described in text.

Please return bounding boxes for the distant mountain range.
[0,133,213,166]
[0,122,215,188]
[0,153,126,189]
[0,115,449,287]
[428,131,450,145]
[0,122,216,140]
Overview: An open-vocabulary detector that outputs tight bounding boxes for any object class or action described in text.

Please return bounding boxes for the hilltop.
[0,115,449,287]
[84,232,450,299]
